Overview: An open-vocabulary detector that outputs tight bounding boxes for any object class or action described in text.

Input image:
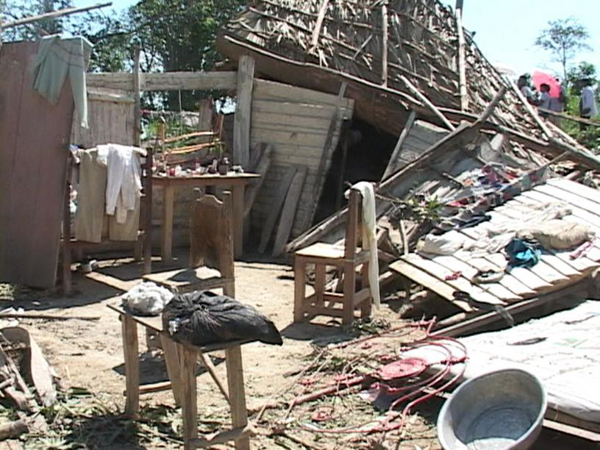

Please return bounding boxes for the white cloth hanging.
[345,181,380,308]
[96,144,146,224]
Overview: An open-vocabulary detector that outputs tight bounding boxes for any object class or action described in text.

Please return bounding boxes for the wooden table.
[108,303,252,449]
[153,173,260,261]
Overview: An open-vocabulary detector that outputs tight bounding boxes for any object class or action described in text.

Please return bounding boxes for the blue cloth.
[505,238,541,268]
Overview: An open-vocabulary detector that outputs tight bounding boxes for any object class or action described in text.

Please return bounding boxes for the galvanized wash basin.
[438,369,547,450]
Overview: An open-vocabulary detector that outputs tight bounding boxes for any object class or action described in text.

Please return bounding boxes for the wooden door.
[0,42,75,288]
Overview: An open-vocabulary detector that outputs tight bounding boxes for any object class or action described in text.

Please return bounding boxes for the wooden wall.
[249,80,354,238]
[71,88,135,147]
[0,42,75,288]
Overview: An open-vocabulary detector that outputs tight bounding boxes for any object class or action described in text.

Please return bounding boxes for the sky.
[74,0,599,78]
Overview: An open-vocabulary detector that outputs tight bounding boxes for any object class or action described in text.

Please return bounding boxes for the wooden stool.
[293,190,373,325]
[108,304,252,449]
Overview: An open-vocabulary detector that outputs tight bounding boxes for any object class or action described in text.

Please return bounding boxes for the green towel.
[32,35,93,128]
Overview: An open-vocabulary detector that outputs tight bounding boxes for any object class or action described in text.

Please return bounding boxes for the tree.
[535,17,591,83]
[567,61,597,90]
[2,0,74,40]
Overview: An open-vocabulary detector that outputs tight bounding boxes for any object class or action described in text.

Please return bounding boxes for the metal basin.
[438,369,547,450]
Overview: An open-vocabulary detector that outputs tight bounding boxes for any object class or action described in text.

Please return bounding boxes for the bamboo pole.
[400,75,455,131]
[2,2,112,29]
[455,0,468,111]
[381,1,389,87]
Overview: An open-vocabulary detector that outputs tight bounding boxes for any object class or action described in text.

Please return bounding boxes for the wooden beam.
[382,110,416,180]
[233,56,255,169]
[455,1,468,111]
[310,0,330,50]
[86,71,238,92]
[2,2,111,29]
[400,75,455,130]
[381,1,389,87]
[539,107,600,127]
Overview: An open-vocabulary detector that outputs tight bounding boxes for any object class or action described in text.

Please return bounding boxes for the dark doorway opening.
[313,118,398,224]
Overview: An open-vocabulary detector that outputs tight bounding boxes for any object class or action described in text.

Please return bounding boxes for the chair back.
[189,192,234,279]
[344,189,364,259]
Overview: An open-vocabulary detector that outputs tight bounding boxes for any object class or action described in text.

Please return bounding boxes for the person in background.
[517,75,535,104]
[580,77,599,127]
[535,83,552,119]
[549,77,567,126]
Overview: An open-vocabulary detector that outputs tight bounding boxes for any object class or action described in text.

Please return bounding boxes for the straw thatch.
[218,0,542,139]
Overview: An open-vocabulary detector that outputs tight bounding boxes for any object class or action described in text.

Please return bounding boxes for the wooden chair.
[108,303,252,449]
[293,189,373,325]
[143,192,235,296]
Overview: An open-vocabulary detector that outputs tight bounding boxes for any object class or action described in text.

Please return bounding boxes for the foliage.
[535,17,591,82]
[567,61,598,91]
[1,0,73,40]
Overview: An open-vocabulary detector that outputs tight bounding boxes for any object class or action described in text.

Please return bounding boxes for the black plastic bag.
[162,290,283,347]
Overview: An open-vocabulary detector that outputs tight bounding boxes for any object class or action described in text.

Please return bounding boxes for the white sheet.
[405,301,600,423]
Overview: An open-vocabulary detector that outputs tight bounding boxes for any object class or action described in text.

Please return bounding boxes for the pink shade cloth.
[533,71,561,98]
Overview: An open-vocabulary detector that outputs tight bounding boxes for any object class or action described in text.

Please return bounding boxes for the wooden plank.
[535,184,600,220]
[404,254,510,304]
[252,129,329,148]
[252,99,343,118]
[253,79,353,115]
[161,186,175,263]
[258,167,297,253]
[244,145,272,217]
[233,56,255,169]
[433,254,535,299]
[251,113,331,132]
[383,111,416,180]
[547,178,600,206]
[87,71,238,92]
[272,167,308,257]
[389,260,472,312]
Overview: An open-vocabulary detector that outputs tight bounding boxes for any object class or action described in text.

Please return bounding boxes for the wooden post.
[225,346,250,450]
[142,146,153,274]
[272,166,308,257]
[161,185,174,263]
[233,56,255,169]
[133,45,142,147]
[62,151,72,295]
[383,110,416,180]
[294,258,307,322]
[455,0,468,111]
[381,1,389,87]
[122,316,140,416]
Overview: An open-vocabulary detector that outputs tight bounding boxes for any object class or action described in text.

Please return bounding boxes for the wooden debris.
[258,166,297,253]
[272,166,308,257]
[0,419,28,441]
[244,144,273,218]
[0,312,100,321]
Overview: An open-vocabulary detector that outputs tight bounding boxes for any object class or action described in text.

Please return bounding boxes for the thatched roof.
[218,0,543,140]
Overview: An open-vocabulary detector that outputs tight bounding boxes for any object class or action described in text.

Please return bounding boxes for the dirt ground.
[0,252,594,449]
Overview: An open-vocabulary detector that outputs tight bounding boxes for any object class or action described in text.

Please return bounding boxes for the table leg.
[179,344,198,449]
[161,186,174,263]
[122,316,140,416]
[232,185,244,259]
[225,346,250,450]
[160,335,182,407]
